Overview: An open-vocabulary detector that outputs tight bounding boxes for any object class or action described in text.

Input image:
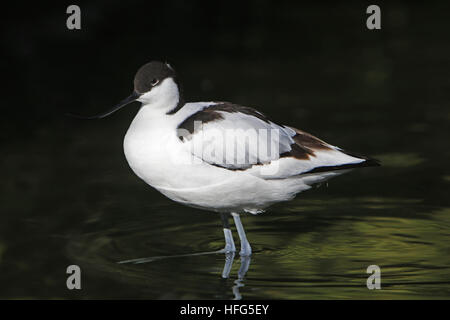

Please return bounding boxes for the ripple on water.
[65,201,450,299]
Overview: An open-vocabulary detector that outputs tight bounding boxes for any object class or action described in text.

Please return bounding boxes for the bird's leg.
[221,251,235,279]
[231,213,252,256]
[220,213,236,253]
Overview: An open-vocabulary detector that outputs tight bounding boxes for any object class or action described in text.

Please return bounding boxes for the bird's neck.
[133,98,182,128]
[136,77,184,116]
[166,79,184,115]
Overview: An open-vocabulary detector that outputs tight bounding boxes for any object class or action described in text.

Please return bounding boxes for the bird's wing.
[177,102,379,177]
[244,126,380,180]
[177,102,294,170]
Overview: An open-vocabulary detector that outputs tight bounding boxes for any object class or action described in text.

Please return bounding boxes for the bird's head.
[69,61,183,119]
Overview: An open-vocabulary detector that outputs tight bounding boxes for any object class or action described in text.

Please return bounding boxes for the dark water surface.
[1,2,450,299]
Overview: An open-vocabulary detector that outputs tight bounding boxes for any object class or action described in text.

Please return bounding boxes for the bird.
[73,61,379,257]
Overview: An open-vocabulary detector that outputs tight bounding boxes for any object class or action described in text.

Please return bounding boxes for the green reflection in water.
[62,200,450,299]
[375,153,425,168]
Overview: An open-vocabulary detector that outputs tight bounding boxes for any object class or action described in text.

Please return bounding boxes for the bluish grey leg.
[231,213,252,256]
[220,213,236,253]
[222,252,235,278]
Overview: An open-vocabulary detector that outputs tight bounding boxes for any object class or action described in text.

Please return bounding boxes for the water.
[1,2,450,299]
[65,201,450,299]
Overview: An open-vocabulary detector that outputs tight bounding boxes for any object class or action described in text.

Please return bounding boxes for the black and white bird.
[77,61,379,256]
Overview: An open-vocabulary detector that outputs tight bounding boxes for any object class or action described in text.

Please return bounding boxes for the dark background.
[6,1,448,131]
[1,1,450,299]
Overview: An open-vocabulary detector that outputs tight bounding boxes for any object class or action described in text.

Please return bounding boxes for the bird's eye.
[150,79,159,86]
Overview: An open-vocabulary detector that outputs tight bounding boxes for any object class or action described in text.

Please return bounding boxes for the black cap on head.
[134,61,177,94]
[66,61,181,119]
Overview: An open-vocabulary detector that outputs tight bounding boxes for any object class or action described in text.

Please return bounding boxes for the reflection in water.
[232,255,251,300]
[59,200,450,299]
[117,250,251,300]
[117,249,225,264]
[375,153,425,168]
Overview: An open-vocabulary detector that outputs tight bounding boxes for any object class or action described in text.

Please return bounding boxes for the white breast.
[123,102,229,189]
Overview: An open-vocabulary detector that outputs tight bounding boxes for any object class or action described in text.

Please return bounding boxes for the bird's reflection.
[118,250,251,299]
[221,253,251,300]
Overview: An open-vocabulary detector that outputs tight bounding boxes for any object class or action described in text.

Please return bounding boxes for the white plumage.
[84,61,379,256]
[124,80,373,214]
